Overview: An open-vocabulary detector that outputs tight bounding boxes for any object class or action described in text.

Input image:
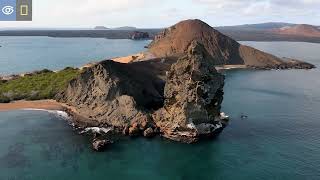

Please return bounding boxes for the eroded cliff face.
[56,42,226,143]
[56,60,166,129]
[153,42,225,143]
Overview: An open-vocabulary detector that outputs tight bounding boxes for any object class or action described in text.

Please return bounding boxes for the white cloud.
[0,0,319,28]
[194,0,320,14]
[193,0,320,25]
[0,0,166,28]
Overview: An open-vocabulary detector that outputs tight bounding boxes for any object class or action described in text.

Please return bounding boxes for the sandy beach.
[0,100,64,112]
[111,52,156,63]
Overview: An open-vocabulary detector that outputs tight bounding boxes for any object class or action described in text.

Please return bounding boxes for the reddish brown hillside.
[271,24,320,37]
[148,19,285,67]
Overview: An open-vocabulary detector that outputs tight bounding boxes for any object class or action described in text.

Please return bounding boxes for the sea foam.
[80,127,113,134]
[21,108,70,120]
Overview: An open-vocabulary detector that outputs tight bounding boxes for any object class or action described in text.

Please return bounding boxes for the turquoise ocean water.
[0,37,320,179]
[0,36,149,75]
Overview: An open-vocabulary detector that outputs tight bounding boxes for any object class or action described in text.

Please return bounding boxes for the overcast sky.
[1,0,319,28]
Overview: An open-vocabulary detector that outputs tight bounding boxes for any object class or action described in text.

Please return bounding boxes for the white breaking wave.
[80,127,113,134]
[187,122,196,129]
[21,108,70,120]
[220,112,229,120]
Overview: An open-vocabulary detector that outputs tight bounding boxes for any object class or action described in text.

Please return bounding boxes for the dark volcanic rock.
[143,127,156,138]
[248,58,315,70]
[56,42,227,143]
[92,139,113,151]
[122,126,129,135]
[130,31,149,40]
[153,41,226,143]
[128,123,140,136]
[56,60,165,129]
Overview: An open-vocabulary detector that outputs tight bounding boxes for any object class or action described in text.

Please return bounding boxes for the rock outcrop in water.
[147,19,315,69]
[55,19,316,144]
[92,139,113,151]
[56,41,227,143]
[153,42,226,143]
[130,31,149,40]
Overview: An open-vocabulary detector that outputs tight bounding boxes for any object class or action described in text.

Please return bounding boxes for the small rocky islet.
[1,19,316,151]
[55,19,315,150]
[57,41,228,147]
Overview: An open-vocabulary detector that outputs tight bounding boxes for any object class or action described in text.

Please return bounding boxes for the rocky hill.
[56,42,227,143]
[216,22,320,43]
[148,19,315,69]
[217,22,296,31]
[55,19,315,145]
[56,59,167,128]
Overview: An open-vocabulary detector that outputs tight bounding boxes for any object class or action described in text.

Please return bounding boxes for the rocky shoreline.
[63,104,229,151]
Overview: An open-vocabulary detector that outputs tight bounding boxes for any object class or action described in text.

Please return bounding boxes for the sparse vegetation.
[0,67,80,103]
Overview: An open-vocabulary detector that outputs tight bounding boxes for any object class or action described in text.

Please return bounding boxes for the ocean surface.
[0,36,149,75]
[1,37,320,180]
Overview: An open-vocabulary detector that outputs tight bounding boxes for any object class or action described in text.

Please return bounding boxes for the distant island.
[94,26,109,30]
[112,26,137,30]
[216,22,320,43]
[0,19,316,151]
[1,22,320,43]
[270,24,320,37]
[93,26,137,30]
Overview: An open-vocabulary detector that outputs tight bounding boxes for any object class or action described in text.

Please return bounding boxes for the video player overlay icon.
[2,5,14,15]
[0,0,32,21]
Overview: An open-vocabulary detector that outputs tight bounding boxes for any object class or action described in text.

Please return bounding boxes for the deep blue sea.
[0,37,320,180]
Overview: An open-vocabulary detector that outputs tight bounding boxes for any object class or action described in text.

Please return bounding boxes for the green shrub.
[0,68,80,102]
[0,95,10,103]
